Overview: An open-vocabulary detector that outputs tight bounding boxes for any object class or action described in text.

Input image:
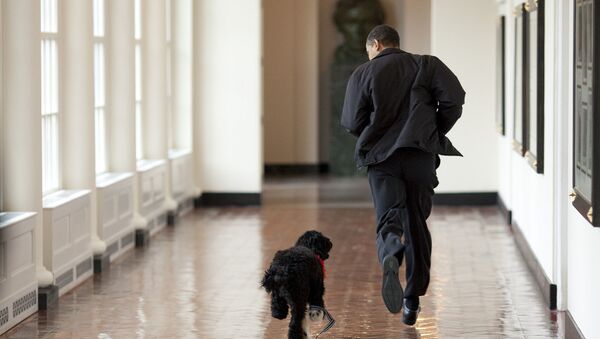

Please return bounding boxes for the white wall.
[497,0,556,282]
[564,0,600,336]
[0,0,4,211]
[263,0,319,164]
[497,0,512,211]
[497,0,600,337]
[383,0,431,55]
[193,0,262,193]
[431,0,498,193]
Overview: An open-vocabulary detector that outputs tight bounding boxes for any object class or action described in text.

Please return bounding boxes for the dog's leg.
[271,292,289,319]
[287,299,308,339]
[308,279,325,322]
[302,316,312,339]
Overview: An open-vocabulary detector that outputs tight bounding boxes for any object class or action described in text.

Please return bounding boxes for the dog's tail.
[261,266,284,293]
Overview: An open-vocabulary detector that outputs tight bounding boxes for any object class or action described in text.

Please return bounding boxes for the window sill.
[96,172,134,188]
[136,159,166,173]
[0,212,36,230]
[42,190,91,210]
[168,148,192,160]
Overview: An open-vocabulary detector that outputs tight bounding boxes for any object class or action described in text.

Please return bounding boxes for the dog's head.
[295,230,332,260]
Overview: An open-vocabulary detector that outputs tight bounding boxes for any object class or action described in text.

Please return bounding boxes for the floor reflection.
[4,177,563,338]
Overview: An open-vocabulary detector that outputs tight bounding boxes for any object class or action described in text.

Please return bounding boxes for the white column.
[2,0,54,287]
[61,0,106,256]
[109,0,136,172]
[108,0,147,228]
[142,0,177,211]
[172,0,193,151]
[192,0,203,196]
[194,0,263,194]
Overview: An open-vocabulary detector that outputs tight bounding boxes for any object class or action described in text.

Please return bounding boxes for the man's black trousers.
[367,148,438,298]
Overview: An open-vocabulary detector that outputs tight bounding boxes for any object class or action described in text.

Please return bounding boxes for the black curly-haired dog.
[261,230,333,339]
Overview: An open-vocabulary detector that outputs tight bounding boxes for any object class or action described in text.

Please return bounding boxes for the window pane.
[166,0,171,42]
[42,114,60,193]
[135,44,142,101]
[136,102,143,159]
[41,39,59,115]
[41,37,60,193]
[528,10,538,158]
[94,42,107,173]
[41,0,58,33]
[94,43,105,107]
[95,108,107,174]
[134,0,141,40]
[93,0,105,37]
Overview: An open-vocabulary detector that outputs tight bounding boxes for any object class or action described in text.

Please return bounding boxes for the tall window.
[41,0,60,194]
[94,0,108,174]
[166,0,173,150]
[135,0,143,159]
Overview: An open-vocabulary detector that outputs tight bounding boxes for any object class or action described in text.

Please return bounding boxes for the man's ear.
[373,39,383,51]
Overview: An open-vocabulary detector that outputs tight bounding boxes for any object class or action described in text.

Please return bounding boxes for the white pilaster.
[108,0,147,229]
[172,0,193,151]
[143,0,177,211]
[61,0,105,255]
[2,0,53,287]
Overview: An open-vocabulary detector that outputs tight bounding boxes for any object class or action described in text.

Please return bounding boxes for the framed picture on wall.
[572,0,599,227]
[496,15,506,135]
[524,0,545,173]
[513,3,526,156]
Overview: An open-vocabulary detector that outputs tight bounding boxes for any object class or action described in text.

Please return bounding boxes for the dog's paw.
[308,308,324,322]
[272,309,287,320]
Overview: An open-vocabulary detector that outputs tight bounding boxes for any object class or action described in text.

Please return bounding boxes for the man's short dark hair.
[367,25,400,47]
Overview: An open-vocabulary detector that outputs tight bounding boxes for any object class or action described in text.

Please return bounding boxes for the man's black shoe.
[402,303,421,326]
[381,255,403,313]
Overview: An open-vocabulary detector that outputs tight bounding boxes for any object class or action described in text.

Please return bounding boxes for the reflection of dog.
[261,231,333,339]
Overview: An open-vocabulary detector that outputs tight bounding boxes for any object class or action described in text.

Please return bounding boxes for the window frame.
[513,3,527,156]
[524,0,545,174]
[135,0,143,160]
[166,0,174,151]
[572,0,600,227]
[497,15,506,136]
[94,0,109,174]
[41,0,62,195]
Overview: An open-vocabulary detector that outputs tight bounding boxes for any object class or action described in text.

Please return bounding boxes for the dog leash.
[309,306,336,338]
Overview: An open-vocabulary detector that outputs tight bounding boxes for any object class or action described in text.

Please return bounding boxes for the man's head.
[366,25,400,60]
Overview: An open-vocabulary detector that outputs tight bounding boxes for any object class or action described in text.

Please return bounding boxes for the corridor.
[4,178,563,338]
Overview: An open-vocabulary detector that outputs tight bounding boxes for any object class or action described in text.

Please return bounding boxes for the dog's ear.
[316,234,332,260]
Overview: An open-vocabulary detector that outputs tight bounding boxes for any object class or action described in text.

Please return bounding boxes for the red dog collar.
[316,255,326,279]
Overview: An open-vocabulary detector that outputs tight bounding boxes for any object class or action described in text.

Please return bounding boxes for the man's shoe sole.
[381,256,403,313]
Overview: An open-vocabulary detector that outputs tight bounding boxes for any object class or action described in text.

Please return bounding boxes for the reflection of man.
[341,25,465,326]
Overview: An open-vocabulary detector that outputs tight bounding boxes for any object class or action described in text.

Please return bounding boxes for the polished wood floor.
[5,177,564,338]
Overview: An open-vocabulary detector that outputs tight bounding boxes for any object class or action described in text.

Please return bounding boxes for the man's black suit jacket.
[341,48,465,168]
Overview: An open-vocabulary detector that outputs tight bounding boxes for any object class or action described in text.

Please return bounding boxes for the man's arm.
[430,56,465,135]
[341,69,371,137]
